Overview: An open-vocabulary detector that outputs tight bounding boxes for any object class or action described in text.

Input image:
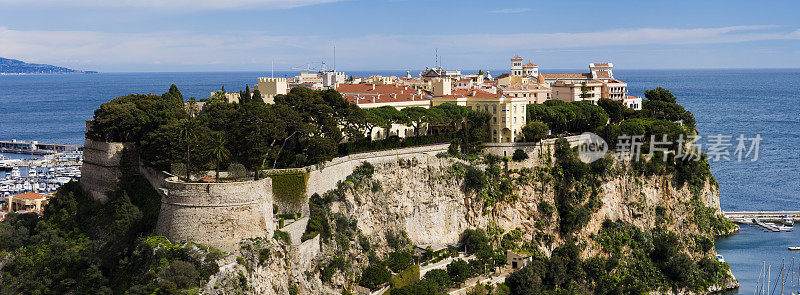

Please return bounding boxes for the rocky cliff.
[207,148,738,294]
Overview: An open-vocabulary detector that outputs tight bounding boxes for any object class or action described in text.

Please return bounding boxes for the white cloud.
[0,25,797,71]
[0,0,343,10]
[489,8,531,14]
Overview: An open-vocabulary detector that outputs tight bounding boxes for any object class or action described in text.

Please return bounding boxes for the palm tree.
[178,118,197,182]
[211,133,231,180]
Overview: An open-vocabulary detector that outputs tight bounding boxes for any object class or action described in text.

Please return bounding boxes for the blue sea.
[0,69,798,293]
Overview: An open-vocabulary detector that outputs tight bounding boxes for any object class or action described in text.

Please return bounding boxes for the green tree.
[401,107,430,136]
[579,82,591,99]
[251,89,262,103]
[210,133,231,180]
[521,120,548,142]
[598,98,625,123]
[178,118,198,181]
[387,251,413,273]
[360,264,391,290]
[644,87,677,103]
[512,149,528,162]
[464,166,486,192]
[446,259,472,284]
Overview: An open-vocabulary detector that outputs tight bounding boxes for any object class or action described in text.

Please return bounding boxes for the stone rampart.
[80,138,138,202]
[80,137,273,253]
[154,176,274,253]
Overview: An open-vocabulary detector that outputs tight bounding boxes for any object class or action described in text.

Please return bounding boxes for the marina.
[0,151,83,201]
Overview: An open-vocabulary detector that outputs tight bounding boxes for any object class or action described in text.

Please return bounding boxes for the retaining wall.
[266,143,450,215]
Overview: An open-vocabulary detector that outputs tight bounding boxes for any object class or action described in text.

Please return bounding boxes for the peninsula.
[0,57,96,74]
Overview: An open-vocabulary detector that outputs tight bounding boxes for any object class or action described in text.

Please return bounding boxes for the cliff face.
[331,154,730,253]
[208,150,737,294]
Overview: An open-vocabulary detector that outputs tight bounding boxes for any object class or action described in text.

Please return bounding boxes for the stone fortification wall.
[153,175,274,253]
[80,138,138,202]
[80,136,273,253]
[481,134,586,157]
[266,143,450,214]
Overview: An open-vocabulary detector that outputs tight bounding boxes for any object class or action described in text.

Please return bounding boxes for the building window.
[493,106,497,113]
[493,117,497,123]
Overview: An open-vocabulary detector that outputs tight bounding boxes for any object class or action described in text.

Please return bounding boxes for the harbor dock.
[724,211,799,232]
[0,139,82,155]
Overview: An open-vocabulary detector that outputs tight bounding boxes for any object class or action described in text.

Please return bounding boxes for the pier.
[724,211,799,232]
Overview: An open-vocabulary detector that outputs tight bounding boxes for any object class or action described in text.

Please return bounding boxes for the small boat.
[716,254,725,263]
[783,218,794,226]
[789,247,800,251]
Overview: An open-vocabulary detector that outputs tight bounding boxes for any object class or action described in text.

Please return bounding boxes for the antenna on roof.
[271,59,274,78]
[333,42,336,72]
[435,48,439,68]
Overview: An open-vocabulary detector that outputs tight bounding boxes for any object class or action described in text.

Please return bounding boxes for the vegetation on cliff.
[0,176,222,294]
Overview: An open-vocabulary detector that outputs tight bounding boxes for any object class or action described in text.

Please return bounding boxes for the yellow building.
[430,80,527,143]
[496,74,529,86]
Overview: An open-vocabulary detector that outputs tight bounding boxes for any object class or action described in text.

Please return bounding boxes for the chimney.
[471,90,476,96]
[372,96,376,103]
[371,84,375,91]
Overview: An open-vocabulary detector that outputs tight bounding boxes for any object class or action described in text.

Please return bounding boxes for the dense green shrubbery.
[387,251,413,273]
[340,133,456,155]
[0,175,223,294]
[360,263,392,290]
[511,149,528,162]
[521,120,549,142]
[389,265,420,289]
[302,193,331,242]
[90,85,490,174]
[527,100,609,135]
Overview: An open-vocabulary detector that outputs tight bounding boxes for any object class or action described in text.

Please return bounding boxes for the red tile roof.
[540,73,592,79]
[494,73,511,80]
[344,93,429,104]
[12,192,49,200]
[336,83,417,95]
[594,71,610,79]
[523,62,538,67]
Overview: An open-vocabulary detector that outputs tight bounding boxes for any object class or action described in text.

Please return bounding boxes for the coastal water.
[1,69,798,293]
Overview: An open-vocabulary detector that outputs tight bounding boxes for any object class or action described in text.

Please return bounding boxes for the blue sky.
[1,0,798,72]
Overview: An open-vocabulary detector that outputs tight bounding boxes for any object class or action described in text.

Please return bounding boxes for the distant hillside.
[0,57,96,74]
